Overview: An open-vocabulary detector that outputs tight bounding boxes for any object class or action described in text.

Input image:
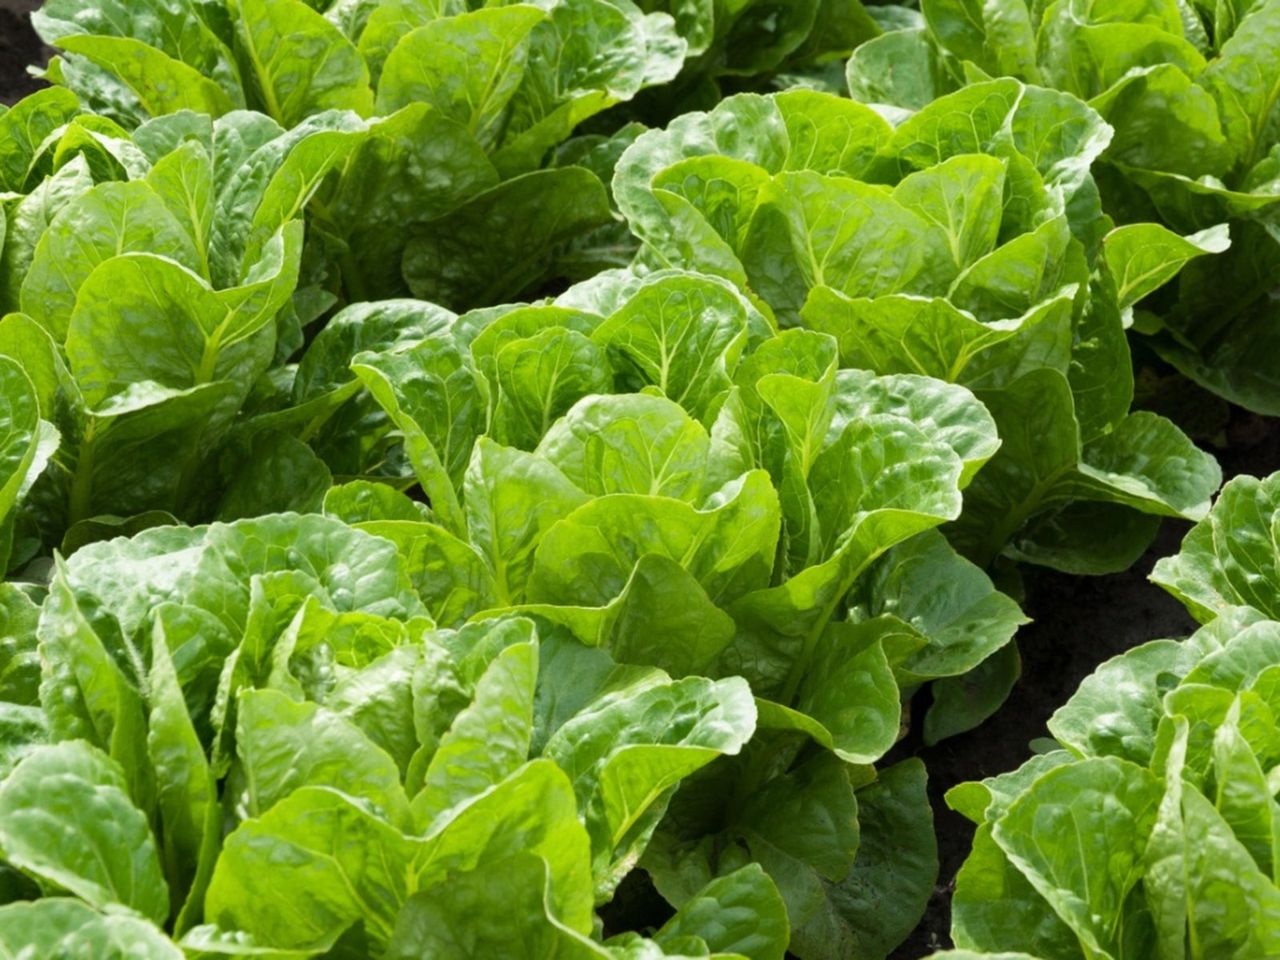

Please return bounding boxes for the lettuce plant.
[849,0,1280,414]
[314,272,1015,952]
[0,92,614,565]
[614,85,1222,580]
[30,0,685,142]
[610,0,883,120]
[21,0,695,305]
[0,511,794,957]
[941,473,1280,959]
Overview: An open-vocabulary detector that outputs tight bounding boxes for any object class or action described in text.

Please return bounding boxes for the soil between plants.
[4,20,1280,960]
[0,1,45,107]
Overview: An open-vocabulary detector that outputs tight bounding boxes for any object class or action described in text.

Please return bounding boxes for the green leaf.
[215,432,332,521]
[0,899,182,959]
[375,5,546,148]
[413,636,538,824]
[232,0,374,128]
[1066,411,1222,520]
[792,623,901,764]
[491,327,612,450]
[527,470,779,610]
[1,157,95,313]
[536,393,718,502]
[1212,696,1280,878]
[949,218,1077,323]
[402,167,612,309]
[818,758,937,960]
[235,688,411,825]
[0,358,40,542]
[776,89,892,178]
[1152,473,1280,622]
[590,273,751,420]
[294,298,456,403]
[495,0,685,175]
[0,583,40,706]
[1036,1,1204,101]
[949,369,1080,568]
[992,757,1162,958]
[1145,718,1280,959]
[1047,635,1212,766]
[55,35,235,119]
[726,406,966,696]
[656,865,789,960]
[742,171,950,323]
[717,0,823,75]
[800,288,1029,383]
[362,519,497,627]
[324,481,428,524]
[891,79,1112,197]
[1103,222,1231,312]
[324,644,425,778]
[464,438,588,605]
[205,785,417,951]
[0,741,168,922]
[147,607,220,932]
[922,0,1039,79]
[734,747,860,882]
[831,369,1000,486]
[1005,501,1160,576]
[924,641,1022,744]
[1092,64,1235,181]
[71,381,239,523]
[352,334,486,536]
[1200,0,1280,172]
[0,88,82,193]
[416,760,596,933]
[0,311,68,422]
[359,0,463,85]
[503,553,738,678]
[59,513,420,667]
[385,852,603,959]
[325,105,498,300]
[146,139,216,271]
[210,114,364,285]
[544,674,755,894]
[945,750,1075,826]
[858,529,1027,684]
[37,558,153,806]
[65,250,288,408]
[892,153,1007,271]
[951,822,1078,958]
[846,28,944,110]
[614,94,790,278]
[33,0,241,97]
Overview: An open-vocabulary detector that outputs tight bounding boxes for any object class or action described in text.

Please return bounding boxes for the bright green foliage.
[0,510,782,955]
[615,85,1220,578]
[855,0,1280,414]
[1152,472,1280,623]
[0,0,1265,957]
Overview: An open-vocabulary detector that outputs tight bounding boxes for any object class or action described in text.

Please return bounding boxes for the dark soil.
[888,522,1197,957]
[0,1,45,107]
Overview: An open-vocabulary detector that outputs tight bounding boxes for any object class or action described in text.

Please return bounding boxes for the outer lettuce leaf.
[1152,473,1280,623]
